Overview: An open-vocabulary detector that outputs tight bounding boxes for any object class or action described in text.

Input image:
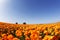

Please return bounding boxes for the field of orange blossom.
[0,22,60,40]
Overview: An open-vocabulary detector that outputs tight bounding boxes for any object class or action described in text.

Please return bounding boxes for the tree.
[16,22,18,24]
[23,22,26,24]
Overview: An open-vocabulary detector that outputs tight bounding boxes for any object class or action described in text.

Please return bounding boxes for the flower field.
[0,22,60,40]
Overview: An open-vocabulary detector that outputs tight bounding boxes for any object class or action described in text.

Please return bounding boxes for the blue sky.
[0,0,60,24]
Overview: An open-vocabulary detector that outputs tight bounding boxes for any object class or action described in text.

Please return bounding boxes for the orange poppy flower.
[2,34,7,40]
[13,37,19,40]
[7,34,14,40]
[15,30,22,37]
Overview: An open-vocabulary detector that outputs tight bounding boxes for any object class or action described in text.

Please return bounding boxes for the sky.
[0,0,60,24]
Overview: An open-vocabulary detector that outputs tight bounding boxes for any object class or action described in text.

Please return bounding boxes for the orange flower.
[15,30,22,37]
[30,34,38,40]
[13,37,19,40]
[25,37,30,40]
[24,31,29,36]
[2,34,7,40]
[7,34,14,40]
